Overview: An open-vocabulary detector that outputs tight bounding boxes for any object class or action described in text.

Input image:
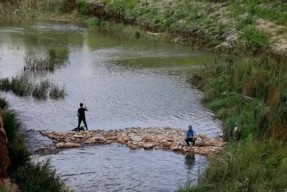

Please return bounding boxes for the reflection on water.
[35,144,207,192]
[0,22,221,191]
[185,153,196,172]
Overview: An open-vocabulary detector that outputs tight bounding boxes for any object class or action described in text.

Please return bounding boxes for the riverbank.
[2,0,287,55]
[76,0,287,55]
[0,98,72,192]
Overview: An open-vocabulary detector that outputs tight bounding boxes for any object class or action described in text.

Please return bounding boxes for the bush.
[49,85,66,99]
[12,160,70,192]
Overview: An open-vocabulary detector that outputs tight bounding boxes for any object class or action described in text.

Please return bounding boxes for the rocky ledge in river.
[38,127,225,156]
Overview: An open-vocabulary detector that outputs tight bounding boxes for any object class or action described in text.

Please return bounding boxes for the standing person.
[185,125,196,146]
[77,103,88,130]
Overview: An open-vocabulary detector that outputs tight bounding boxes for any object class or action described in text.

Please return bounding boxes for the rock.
[56,142,81,148]
[130,135,142,142]
[41,127,225,156]
[84,136,107,144]
[143,142,154,149]
[170,145,182,151]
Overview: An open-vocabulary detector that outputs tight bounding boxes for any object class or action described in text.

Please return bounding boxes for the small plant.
[49,85,66,99]
[0,97,8,109]
[32,80,50,100]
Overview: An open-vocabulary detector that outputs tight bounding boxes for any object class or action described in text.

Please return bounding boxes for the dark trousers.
[78,118,88,130]
[185,137,195,146]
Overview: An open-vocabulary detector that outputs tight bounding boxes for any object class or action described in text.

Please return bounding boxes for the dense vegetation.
[1,0,287,191]
[0,98,70,192]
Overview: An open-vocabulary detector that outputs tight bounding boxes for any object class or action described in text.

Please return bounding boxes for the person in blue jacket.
[185,125,196,146]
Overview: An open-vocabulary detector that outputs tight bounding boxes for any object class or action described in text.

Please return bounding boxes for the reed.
[0,76,33,96]
[49,84,66,99]
[24,48,70,72]
[32,80,50,100]
[0,77,66,100]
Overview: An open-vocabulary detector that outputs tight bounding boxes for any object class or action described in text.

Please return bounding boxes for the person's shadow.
[184,153,195,172]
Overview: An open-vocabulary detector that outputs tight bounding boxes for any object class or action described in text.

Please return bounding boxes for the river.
[0,21,222,192]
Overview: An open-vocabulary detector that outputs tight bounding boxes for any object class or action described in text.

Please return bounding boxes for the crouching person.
[185,125,196,146]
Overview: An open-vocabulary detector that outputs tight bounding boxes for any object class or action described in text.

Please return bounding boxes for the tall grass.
[0,77,66,100]
[181,139,287,192]
[12,160,71,192]
[24,48,70,72]
[3,110,30,172]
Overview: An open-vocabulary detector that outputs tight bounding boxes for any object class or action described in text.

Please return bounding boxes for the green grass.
[240,25,270,52]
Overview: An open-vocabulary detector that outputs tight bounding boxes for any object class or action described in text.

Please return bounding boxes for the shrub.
[12,160,70,192]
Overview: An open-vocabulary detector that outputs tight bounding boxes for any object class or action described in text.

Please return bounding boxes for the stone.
[130,135,142,142]
[56,142,80,148]
[40,127,225,156]
[143,142,154,149]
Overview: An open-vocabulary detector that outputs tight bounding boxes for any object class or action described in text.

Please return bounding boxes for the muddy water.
[0,22,221,191]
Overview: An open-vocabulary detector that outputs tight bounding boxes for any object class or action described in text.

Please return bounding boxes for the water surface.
[0,22,221,191]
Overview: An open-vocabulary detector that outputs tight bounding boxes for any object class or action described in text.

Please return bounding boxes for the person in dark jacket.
[185,125,196,146]
[77,103,88,130]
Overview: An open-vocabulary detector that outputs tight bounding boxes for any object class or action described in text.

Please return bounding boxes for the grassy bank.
[0,98,71,192]
[2,0,287,54]
[178,53,287,191]
[75,0,287,55]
